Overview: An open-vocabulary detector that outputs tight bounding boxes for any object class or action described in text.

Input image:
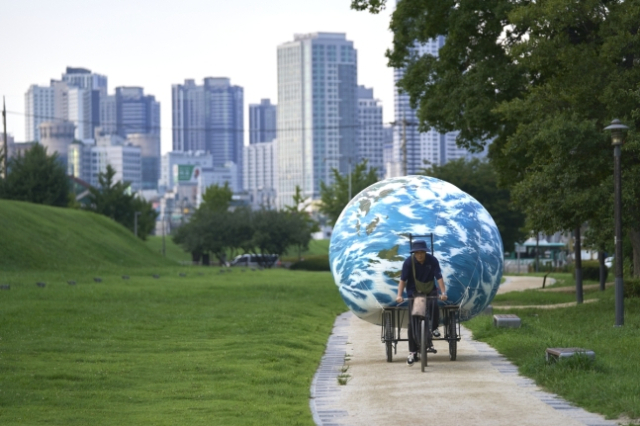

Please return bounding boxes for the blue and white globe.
[329,175,503,326]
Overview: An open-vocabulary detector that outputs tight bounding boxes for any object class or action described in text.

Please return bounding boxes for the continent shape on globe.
[329,175,504,326]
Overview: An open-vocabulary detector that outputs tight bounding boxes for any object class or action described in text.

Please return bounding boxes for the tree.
[319,160,379,225]
[200,182,233,212]
[352,0,640,278]
[421,158,526,252]
[87,165,157,240]
[250,209,303,266]
[284,185,320,259]
[0,144,69,207]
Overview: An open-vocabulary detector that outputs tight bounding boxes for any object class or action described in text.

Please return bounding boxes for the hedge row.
[624,279,640,298]
[572,260,609,282]
[289,255,330,271]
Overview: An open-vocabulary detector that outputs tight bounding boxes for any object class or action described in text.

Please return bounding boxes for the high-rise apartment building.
[25,85,54,142]
[389,37,484,177]
[115,87,160,138]
[277,32,357,207]
[25,67,107,142]
[249,99,277,144]
[357,86,384,176]
[244,141,277,208]
[100,95,117,135]
[62,67,106,140]
[68,134,142,192]
[62,67,108,95]
[172,78,244,190]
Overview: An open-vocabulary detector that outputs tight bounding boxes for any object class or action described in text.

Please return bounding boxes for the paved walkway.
[309,277,620,426]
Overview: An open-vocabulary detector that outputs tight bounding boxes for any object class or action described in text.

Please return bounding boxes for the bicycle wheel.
[448,311,457,361]
[384,311,393,362]
[420,319,427,372]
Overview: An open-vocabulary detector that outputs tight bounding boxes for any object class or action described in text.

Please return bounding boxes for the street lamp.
[604,118,629,327]
[134,211,141,238]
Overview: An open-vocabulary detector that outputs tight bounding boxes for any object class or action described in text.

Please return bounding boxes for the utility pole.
[401,119,407,176]
[347,157,352,201]
[390,118,417,176]
[162,213,166,257]
[134,211,141,238]
[2,97,7,179]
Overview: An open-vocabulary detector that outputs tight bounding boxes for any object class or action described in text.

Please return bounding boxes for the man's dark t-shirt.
[400,253,442,297]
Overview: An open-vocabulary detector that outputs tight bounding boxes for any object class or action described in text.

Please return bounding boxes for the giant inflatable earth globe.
[329,175,503,326]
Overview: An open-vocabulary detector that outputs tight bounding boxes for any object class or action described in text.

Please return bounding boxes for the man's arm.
[396,279,406,303]
[437,278,447,301]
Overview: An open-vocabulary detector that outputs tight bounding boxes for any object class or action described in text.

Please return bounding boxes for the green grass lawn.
[0,267,345,425]
[281,240,330,262]
[467,287,640,420]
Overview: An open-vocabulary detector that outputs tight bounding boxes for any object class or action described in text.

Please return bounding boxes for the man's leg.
[407,298,418,353]
[431,297,440,330]
[425,297,436,352]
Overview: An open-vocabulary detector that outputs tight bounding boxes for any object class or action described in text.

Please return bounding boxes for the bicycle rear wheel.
[448,310,458,361]
[384,311,393,362]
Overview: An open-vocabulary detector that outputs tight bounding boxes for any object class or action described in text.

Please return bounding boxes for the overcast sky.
[0,0,395,153]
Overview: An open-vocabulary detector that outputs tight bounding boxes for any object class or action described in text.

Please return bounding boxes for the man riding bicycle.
[395,240,447,366]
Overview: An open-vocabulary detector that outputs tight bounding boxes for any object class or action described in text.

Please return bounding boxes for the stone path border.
[309,312,351,426]
[465,331,618,426]
[310,311,620,426]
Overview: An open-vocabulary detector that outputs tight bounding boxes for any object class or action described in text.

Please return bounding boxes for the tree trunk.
[598,250,606,291]
[575,227,583,303]
[629,229,640,278]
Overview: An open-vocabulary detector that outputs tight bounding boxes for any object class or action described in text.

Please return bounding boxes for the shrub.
[573,261,608,282]
[289,255,330,271]
[624,279,640,298]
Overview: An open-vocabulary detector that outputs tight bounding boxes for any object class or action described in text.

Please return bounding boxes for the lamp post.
[134,211,141,238]
[604,118,628,327]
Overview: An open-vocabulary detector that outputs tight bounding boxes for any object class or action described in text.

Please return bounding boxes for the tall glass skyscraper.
[249,99,277,144]
[172,78,244,190]
[389,37,484,178]
[357,86,384,177]
[277,32,357,207]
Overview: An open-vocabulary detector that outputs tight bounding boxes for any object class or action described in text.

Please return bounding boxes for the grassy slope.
[0,200,173,273]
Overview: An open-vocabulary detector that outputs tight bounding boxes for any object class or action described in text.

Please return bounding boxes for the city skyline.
[0,0,395,154]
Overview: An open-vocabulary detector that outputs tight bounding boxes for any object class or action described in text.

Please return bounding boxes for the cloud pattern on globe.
[329,176,503,325]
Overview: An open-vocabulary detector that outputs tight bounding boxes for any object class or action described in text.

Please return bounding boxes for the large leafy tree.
[352,0,640,277]
[422,158,526,252]
[319,160,379,225]
[87,165,157,240]
[174,204,307,267]
[0,144,69,207]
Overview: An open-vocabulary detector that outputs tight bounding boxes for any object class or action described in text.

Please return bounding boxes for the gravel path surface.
[310,276,619,426]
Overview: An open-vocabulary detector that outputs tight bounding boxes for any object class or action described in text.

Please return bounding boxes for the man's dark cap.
[410,240,429,253]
